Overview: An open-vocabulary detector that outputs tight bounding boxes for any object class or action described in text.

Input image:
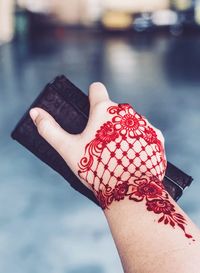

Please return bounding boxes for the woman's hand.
[30,83,165,194]
[30,82,193,239]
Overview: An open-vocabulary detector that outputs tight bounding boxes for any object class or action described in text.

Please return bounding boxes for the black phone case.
[11,75,193,203]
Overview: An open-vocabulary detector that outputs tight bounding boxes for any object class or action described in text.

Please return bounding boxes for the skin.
[30,82,200,273]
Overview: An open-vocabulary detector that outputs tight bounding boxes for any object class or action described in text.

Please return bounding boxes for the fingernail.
[29,109,39,122]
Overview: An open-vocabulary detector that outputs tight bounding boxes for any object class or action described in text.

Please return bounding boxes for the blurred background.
[1,0,200,272]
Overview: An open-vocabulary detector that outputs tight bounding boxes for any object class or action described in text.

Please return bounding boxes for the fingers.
[89,82,110,109]
[81,82,113,137]
[29,107,74,157]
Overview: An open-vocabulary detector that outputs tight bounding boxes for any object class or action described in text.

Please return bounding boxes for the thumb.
[89,82,110,109]
[29,107,75,158]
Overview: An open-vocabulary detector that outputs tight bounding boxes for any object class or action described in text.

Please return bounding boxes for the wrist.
[94,175,193,240]
[94,175,164,210]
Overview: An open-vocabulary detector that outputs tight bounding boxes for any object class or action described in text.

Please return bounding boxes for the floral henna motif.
[128,176,164,202]
[146,197,193,239]
[108,104,147,138]
[78,104,193,239]
[96,121,119,144]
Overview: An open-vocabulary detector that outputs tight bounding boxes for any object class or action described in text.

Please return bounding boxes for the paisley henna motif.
[78,104,193,239]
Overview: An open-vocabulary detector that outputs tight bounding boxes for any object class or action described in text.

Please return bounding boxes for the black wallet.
[11,75,193,204]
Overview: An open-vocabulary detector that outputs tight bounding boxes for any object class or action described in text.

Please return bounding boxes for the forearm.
[104,194,200,273]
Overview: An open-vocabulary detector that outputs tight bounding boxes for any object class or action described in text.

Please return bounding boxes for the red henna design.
[78,104,193,239]
[108,104,146,138]
[143,126,158,144]
[96,121,119,144]
[113,181,129,201]
[147,200,193,239]
[146,199,175,214]
[96,185,114,209]
[128,177,164,202]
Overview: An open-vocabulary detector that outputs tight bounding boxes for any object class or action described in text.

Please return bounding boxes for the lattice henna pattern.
[78,104,193,239]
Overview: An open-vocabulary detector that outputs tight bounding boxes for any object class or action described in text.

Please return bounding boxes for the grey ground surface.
[0,30,200,273]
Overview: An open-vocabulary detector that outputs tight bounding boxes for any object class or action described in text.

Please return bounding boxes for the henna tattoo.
[78,104,193,239]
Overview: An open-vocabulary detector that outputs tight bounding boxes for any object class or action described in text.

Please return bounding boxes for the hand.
[29,83,192,239]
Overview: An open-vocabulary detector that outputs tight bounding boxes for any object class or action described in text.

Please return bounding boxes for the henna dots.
[78,103,193,239]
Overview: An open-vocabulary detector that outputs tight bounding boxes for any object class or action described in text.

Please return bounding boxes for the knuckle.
[37,118,49,137]
[90,82,105,90]
[95,100,109,108]
[147,121,165,143]
[93,100,113,113]
[157,129,165,142]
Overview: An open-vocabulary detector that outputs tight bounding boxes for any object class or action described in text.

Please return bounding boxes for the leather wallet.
[11,75,193,204]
